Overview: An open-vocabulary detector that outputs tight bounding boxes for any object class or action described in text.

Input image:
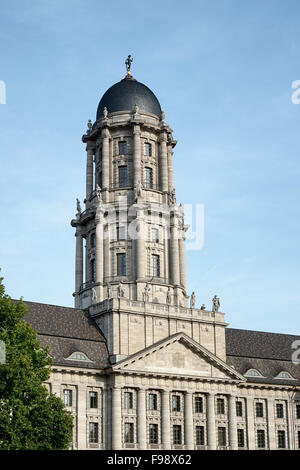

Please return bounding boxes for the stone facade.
[23,71,300,450]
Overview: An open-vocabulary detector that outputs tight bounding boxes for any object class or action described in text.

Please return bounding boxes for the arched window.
[244,368,263,377]
[275,371,295,380]
[66,352,92,362]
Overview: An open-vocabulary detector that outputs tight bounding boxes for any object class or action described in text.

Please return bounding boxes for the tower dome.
[96,76,162,120]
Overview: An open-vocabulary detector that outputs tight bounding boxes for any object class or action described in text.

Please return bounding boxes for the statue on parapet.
[87,120,92,134]
[76,198,82,216]
[212,295,220,313]
[96,184,103,204]
[166,287,172,304]
[91,287,97,304]
[134,180,143,202]
[190,291,196,308]
[117,283,124,298]
[143,283,150,302]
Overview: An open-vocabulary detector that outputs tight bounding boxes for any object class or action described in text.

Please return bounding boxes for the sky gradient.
[0,0,300,334]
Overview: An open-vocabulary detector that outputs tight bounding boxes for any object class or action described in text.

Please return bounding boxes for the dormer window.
[144,142,152,156]
[119,141,127,155]
[275,371,295,380]
[244,368,263,377]
[66,352,92,362]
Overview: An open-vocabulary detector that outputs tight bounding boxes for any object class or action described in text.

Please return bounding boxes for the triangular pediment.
[112,333,245,381]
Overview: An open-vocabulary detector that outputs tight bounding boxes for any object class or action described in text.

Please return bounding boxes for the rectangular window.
[118,141,127,155]
[236,401,243,417]
[149,423,159,444]
[89,422,99,443]
[117,225,126,241]
[296,404,300,419]
[173,425,182,445]
[118,165,128,187]
[124,391,133,409]
[149,393,157,410]
[89,391,98,409]
[117,253,126,276]
[256,402,264,418]
[218,427,226,447]
[90,232,96,248]
[172,395,181,412]
[195,396,203,413]
[257,429,265,449]
[237,429,245,448]
[144,167,153,189]
[276,403,284,419]
[216,398,225,414]
[277,430,286,449]
[98,171,102,188]
[144,142,152,156]
[63,389,72,407]
[124,423,134,443]
[90,259,96,282]
[151,227,159,243]
[152,254,160,277]
[298,430,300,449]
[196,426,205,445]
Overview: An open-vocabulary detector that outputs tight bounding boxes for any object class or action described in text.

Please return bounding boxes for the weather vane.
[125,54,133,76]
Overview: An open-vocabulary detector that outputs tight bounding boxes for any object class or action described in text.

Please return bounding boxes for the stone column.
[137,389,147,449]
[178,233,186,288]
[95,210,104,299]
[133,124,141,185]
[102,128,110,191]
[184,391,194,449]
[77,385,87,450]
[136,208,146,280]
[75,230,83,293]
[170,222,180,285]
[112,387,122,450]
[246,396,255,449]
[159,132,168,192]
[167,143,174,193]
[161,390,171,449]
[207,393,216,450]
[228,395,238,450]
[86,146,94,201]
[267,398,276,450]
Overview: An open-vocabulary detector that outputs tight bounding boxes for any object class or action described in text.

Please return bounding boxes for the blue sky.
[0,0,299,334]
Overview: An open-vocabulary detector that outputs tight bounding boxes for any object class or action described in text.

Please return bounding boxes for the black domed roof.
[96,76,162,120]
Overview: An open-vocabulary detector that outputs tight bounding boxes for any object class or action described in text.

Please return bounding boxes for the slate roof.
[19,300,110,370]
[226,328,300,386]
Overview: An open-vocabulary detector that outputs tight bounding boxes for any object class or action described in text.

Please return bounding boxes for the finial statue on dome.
[125,54,133,77]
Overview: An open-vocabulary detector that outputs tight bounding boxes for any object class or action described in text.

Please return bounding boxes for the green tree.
[0,274,73,449]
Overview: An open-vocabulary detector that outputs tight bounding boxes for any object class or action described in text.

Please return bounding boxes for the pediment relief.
[113,333,244,381]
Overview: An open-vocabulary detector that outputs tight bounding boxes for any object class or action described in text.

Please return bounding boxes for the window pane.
[195,397,203,413]
[124,392,133,409]
[218,427,226,446]
[278,430,286,449]
[119,141,127,155]
[257,429,265,448]
[237,429,245,448]
[124,423,134,443]
[117,253,126,276]
[89,422,99,443]
[173,425,182,444]
[216,398,225,414]
[276,403,284,419]
[172,395,180,412]
[196,426,205,445]
[256,402,264,418]
[151,228,159,243]
[152,254,160,277]
[90,259,96,282]
[63,389,72,406]
[119,166,128,187]
[296,404,300,419]
[149,393,157,410]
[144,167,153,188]
[117,226,126,241]
[89,391,98,409]
[144,142,152,156]
[236,401,243,417]
[90,233,96,248]
[149,424,158,444]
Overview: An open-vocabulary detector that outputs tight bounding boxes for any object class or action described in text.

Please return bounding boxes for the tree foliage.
[0,274,73,449]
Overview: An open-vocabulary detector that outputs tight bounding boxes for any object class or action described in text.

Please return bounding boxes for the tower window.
[90,259,96,282]
[144,167,153,189]
[124,423,134,443]
[118,141,127,155]
[89,422,99,443]
[149,424,159,444]
[152,254,160,277]
[151,228,159,243]
[118,166,128,187]
[144,142,152,156]
[117,253,126,276]
[63,389,72,407]
[173,425,182,445]
[89,391,98,409]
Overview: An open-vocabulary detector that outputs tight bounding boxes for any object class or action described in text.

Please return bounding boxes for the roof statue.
[125,54,133,76]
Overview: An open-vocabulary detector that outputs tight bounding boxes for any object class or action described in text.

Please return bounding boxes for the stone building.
[23,61,300,450]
